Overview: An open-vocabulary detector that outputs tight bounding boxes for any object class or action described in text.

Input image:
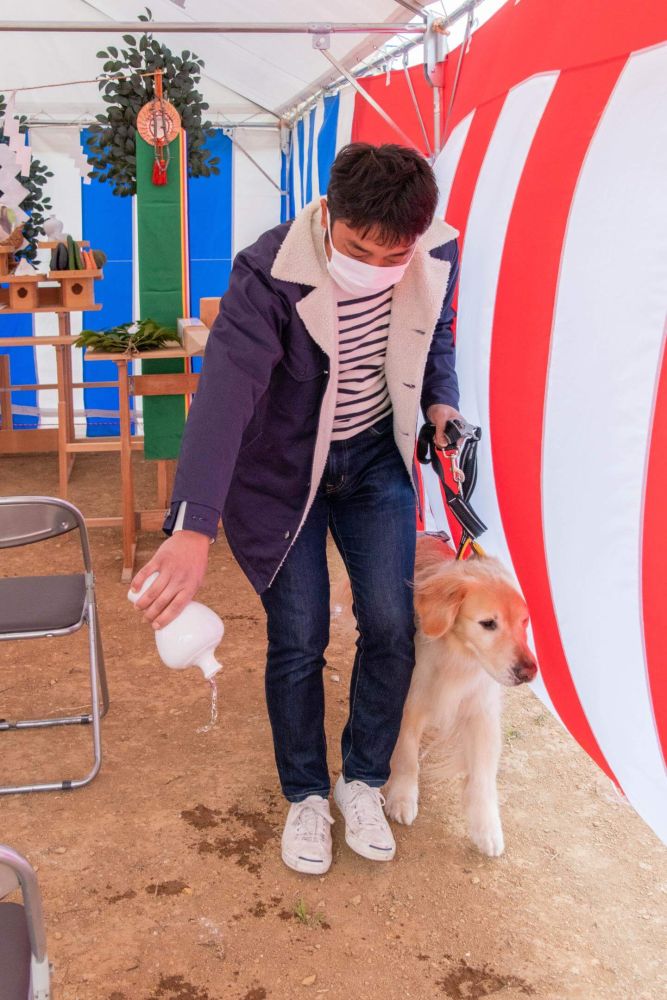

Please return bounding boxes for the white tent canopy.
[0,1,511,125]
[0,0,439,125]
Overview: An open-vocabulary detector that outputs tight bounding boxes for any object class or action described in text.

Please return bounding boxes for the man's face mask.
[324,211,416,297]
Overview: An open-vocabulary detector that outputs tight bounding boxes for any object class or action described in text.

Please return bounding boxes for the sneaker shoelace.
[292,799,334,844]
[347,783,388,830]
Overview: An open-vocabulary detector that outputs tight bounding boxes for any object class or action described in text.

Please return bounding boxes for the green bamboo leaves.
[76,318,178,355]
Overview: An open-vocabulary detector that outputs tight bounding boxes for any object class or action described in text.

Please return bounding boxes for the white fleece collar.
[271,200,459,288]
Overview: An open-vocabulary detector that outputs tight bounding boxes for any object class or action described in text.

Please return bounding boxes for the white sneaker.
[281,795,334,875]
[333,775,396,862]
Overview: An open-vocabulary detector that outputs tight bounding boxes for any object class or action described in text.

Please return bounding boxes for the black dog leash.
[416,419,487,559]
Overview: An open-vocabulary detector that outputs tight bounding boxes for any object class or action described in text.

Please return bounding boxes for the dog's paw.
[468,818,505,857]
[384,783,419,825]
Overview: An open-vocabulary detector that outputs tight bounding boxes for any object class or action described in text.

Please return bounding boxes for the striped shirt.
[331,285,394,441]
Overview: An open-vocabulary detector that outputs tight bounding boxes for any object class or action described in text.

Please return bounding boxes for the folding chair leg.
[0,598,106,795]
[93,599,110,719]
[68,599,103,790]
[0,715,94,731]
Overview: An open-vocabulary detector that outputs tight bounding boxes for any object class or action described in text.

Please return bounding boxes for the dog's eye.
[479,619,498,631]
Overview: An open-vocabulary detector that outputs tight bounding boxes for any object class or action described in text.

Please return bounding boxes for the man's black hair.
[326,142,438,246]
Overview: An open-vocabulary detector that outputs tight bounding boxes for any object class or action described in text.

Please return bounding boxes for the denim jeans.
[260,413,417,802]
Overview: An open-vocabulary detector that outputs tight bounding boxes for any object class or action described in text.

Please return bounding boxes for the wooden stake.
[0,354,11,432]
[117,359,137,581]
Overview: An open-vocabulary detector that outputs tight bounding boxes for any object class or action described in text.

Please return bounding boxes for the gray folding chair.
[0,845,50,1000]
[0,496,110,794]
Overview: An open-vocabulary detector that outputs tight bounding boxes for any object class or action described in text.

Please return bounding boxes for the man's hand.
[426,403,465,450]
[129,531,211,630]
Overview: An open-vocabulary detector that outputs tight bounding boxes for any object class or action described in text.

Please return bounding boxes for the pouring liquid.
[196,677,219,734]
[127,572,223,734]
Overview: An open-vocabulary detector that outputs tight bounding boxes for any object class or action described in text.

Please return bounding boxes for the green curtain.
[136,134,187,460]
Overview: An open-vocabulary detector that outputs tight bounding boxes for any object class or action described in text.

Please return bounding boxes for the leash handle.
[416,420,488,545]
[444,417,482,448]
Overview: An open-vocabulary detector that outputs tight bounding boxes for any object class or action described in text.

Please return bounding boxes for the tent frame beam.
[403,61,433,159]
[320,49,417,153]
[0,21,427,35]
[281,0,483,122]
[24,118,279,130]
[223,129,286,193]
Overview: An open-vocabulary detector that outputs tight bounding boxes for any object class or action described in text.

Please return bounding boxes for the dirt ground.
[1,451,666,1000]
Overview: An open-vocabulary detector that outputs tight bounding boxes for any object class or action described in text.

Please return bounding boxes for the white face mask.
[324,212,416,296]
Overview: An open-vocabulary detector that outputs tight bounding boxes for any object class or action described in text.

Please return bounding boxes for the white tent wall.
[231,129,281,256]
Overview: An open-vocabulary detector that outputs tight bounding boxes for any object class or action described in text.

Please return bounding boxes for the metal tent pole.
[281,0,484,124]
[0,21,426,35]
[319,49,417,152]
[223,130,286,194]
[433,87,442,158]
[24,118,280,130]
[442,7,476,143]
[403,58,433,159]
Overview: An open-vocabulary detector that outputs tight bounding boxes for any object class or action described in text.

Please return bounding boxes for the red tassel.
[152,157,168,185]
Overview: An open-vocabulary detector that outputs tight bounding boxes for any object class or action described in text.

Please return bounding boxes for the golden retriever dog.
[333,533,537,857]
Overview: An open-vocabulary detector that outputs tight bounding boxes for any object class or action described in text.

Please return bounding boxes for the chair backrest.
[0,846,47,964]
[0,498,80,550]
[0,863,19,901]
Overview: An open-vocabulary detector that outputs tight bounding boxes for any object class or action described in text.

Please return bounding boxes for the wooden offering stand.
[84,302,219,580]
[2,272,43,310]
[0,246,17,277]
[84,339,207,581]
[0,242,104,481]
[0,242,100,314]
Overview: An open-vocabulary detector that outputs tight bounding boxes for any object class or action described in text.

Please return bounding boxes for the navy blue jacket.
[164,204,460,593]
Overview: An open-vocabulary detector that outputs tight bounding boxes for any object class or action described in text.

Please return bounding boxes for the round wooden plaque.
[136,99,181,146]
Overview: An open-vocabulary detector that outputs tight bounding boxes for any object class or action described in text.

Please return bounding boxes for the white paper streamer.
[0,93,32,224]
[73,142,92,184]
[2,93,21,155]
[16,135,32,177]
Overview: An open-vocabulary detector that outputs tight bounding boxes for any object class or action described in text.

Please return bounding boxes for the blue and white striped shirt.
[331,285,394,441]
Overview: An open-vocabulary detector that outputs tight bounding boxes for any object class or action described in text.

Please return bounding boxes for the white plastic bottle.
[127,572,223,679]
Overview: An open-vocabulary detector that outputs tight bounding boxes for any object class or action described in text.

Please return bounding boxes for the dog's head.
[414,556,537,687]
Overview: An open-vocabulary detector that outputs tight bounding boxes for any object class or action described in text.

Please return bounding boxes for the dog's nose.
[512,660,537,683]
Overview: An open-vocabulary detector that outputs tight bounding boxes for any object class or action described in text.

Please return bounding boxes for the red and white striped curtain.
[351,0,667,845]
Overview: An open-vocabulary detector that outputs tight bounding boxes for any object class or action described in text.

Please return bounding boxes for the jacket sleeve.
[420,238,461,415]
[162,250,287,540]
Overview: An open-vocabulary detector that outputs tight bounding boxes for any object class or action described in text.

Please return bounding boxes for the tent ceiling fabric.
[0,0,429,124]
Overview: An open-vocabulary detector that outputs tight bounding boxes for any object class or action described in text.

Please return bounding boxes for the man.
[132,143,463,875]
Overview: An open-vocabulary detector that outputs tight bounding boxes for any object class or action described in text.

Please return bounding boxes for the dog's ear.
[414,570,468,638]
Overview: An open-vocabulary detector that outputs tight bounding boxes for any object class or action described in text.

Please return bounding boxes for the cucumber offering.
[66,234,77,270]
[55,242,69,271]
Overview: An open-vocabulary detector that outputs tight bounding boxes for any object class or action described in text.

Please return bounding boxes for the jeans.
[260,413,417,802]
